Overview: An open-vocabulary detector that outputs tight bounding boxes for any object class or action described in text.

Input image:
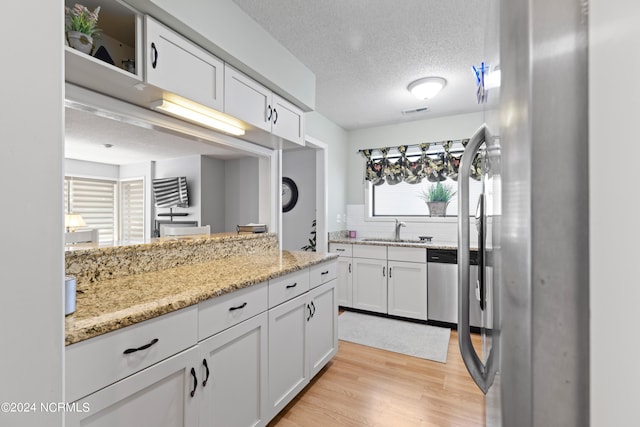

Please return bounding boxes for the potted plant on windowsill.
[65,3,101,55]
[418,182,456,217]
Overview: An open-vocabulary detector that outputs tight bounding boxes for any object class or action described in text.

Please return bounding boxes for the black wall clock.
[282,177,299,213]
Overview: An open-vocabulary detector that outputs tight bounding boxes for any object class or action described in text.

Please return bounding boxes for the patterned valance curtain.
[361,139,482,184]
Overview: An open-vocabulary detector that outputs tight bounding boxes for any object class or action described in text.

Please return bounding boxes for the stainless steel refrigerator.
[456,0,589,425]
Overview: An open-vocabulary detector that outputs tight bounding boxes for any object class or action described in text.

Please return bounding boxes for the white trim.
[304,135,328,253]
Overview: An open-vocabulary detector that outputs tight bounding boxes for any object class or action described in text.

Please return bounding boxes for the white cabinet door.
[307,280,338,377]
[66,346,199,427]
[387,260,428,320]
[336,257,353,307]
[268,293,309,418]
[224,65,271,132]
[199,312,268,427]
[352,258,387,314]
[271,93,304,145]
[145,16,224,111]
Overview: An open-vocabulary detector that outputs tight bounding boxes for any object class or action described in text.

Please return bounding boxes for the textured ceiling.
[233,0,497,130]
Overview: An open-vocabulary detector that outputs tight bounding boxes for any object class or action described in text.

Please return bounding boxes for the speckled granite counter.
[65,249,336,346]
[329,237,464,251]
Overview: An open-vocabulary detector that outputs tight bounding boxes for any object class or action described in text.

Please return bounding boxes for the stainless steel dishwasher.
[427,248,482,327]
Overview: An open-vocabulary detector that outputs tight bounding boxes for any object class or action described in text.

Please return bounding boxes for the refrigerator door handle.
[458,124,498,395]
[475,194,486,310]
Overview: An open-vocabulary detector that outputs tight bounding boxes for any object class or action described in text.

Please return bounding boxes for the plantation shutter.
[120,179,145,241]
[65,177,117,242]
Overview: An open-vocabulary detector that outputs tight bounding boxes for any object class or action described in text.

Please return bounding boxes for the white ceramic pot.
[67,31,93,54]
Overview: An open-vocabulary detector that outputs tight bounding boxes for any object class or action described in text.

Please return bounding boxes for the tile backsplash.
[345,204,478,247]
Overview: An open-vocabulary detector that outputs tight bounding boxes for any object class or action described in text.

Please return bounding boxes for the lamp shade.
[408,77,447,100]
[65,213,86,231]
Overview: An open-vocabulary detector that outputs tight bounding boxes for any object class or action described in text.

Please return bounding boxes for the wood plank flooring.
[269,329,485,427]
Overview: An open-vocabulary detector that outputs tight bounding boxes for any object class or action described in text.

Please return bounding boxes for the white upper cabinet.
[144,16,224,111]
[225,65,305,146]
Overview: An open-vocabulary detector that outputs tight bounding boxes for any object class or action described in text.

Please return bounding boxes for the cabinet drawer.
[329,243,352,257]
[198,281,268,340]
[388,246,427,263]
[66,306,198,403]
[353,244,387,260]
[268,269,310,308]
[309,260,337,289]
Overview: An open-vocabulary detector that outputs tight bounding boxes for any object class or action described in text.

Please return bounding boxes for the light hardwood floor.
[269,329,485,427]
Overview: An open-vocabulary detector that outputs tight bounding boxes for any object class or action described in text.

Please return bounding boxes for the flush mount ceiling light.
[407,77,447,100]
[150,99,245,136]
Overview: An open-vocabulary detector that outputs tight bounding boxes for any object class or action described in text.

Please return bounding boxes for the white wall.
[589,0,640,424]
[282,148,316,250]
[65,158,120,179]
[305,111,349,232]
[0,1,63,425]
[155,155,202,225]
[200,156,226,232]
[224,157,260,231]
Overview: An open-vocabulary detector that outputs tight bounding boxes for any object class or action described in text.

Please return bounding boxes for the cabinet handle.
[389,267,392,278]
[151,42,158,69]
[311,301,316,317]
[336,248,345,252]
[267,105,273,121]
[229,302,247,311]
[321,270,329,275]
[349,263,352,273]
[273,108,278,124]
[123,338,159,355]
[286,282,297,289]
[202,359,210,387]
[306,304,312,321]
[383,266,386,277]
[190,367,198,397]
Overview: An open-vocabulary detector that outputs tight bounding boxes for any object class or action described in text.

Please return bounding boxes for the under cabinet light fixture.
[407,77,447,100]
[150,99,245,136]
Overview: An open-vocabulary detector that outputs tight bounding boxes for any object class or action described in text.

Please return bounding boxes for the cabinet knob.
[123,338,159,355]
[151,42,158,69]
[190,367,198,397]
[202,358,210,387]
[229,302,247,311]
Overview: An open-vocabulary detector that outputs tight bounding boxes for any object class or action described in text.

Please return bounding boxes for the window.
[64,176,145,242]
[120,179,145,241]
[64,177,117,242]
[371,178,483,217]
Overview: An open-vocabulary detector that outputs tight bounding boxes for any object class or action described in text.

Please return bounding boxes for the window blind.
[120,179,145,241]
[65,177,117,242]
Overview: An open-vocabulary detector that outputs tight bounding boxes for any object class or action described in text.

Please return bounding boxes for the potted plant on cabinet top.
[418,181,456,217]
[65,3,101,55]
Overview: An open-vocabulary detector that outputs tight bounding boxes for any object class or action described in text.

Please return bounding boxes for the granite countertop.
[65,250,337,346]
[329,237,463,251]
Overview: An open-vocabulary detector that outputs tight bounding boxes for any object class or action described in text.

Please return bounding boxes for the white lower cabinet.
[387,260,428,320]
[348,244,428,320]
[336,256,353,307]
[307,280,338,377]
[66,346,200,427]
[352,257,388,313]
[67,260,338,427]
[199,312,268,427]
[268,293,309,418]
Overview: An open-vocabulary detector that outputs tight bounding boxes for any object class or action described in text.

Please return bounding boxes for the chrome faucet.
[394,218,406,241]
